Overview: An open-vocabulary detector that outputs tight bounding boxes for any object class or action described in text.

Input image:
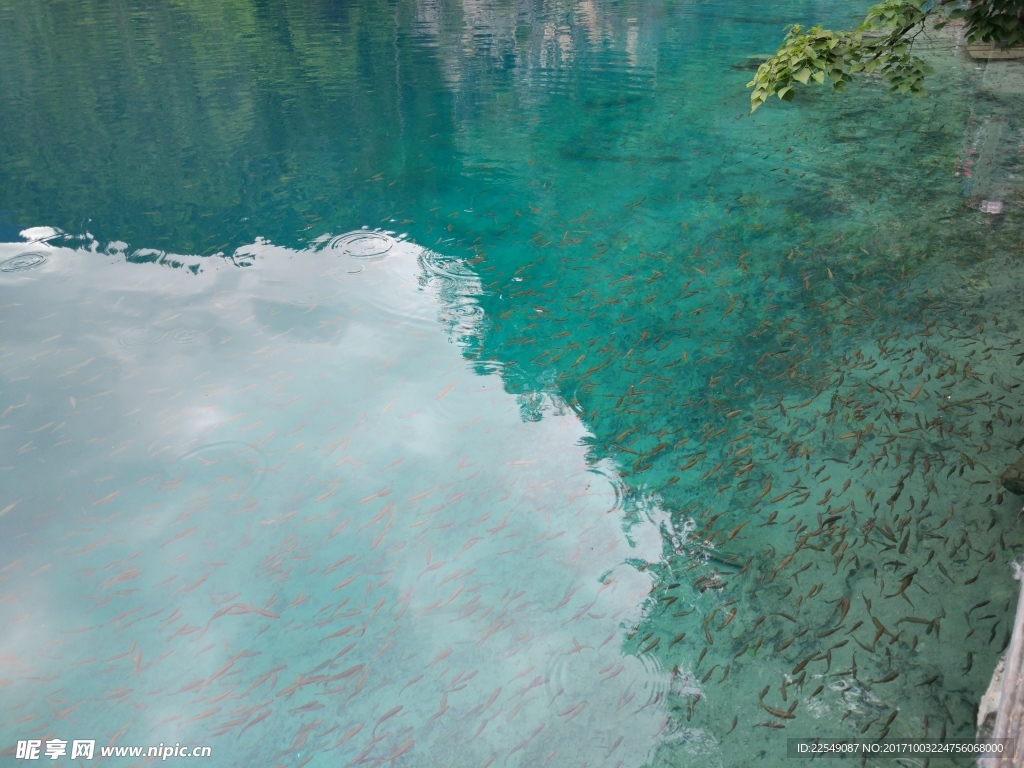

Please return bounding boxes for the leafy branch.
[944,0,1024,47]
[748,0,1024,112]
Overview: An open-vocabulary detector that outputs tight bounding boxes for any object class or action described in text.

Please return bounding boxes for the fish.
[372,706,403,734]
[327,724,363,751]
[871,671,899,684]
[161,526,197,547]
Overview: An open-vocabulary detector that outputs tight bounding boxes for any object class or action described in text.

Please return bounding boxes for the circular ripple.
[419,249,475,281]
[0,252,47,273]
[117,326,166,348]
[176,441,268,493]
[290,290,319,308]
[173,329,201,344]
[438,297,484,334]
[543,650,573,702]
[635,652,672,707]
[471,358,506,376]
[327,231,395,260]
[581,465,626,517]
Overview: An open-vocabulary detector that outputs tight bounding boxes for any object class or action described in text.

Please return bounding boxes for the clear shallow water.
[1,1,1024,767]
[0,232,674,767]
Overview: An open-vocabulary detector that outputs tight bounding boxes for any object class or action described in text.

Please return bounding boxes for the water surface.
[1,1,1023,766]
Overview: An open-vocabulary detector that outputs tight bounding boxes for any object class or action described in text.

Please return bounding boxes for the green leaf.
[744,0,987,112]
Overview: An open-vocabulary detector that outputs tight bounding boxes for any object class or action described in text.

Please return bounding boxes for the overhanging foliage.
[749,0,1024,112]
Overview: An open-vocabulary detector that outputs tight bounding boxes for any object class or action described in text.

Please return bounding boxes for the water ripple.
[175,440,269,493]
[172,329,202,344]
[326,230,396,260]
[117,326,166,348]
[0,252,48,272]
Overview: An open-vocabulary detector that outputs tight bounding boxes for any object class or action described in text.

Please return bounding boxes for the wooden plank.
[968,43,1024,59]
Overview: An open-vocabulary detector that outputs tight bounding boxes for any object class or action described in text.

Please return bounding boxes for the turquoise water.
[1,1,1024,766]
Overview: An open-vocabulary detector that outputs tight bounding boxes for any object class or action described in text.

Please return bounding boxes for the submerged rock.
[1000,457,1024,495]
[730,55,772,71]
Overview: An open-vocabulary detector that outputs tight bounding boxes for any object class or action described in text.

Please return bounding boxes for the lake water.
[1,1,1023,766]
